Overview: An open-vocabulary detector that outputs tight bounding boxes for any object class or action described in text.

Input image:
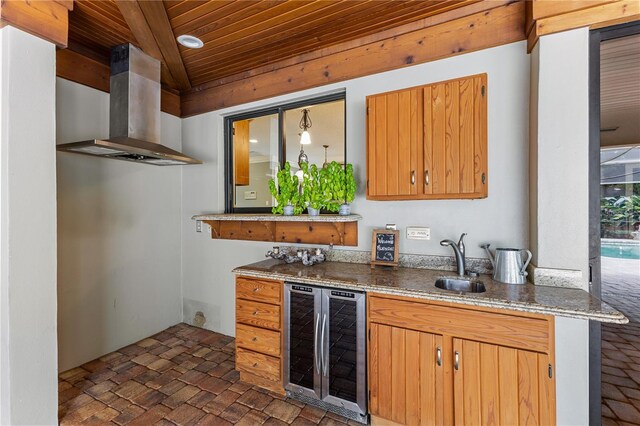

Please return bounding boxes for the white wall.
[0,27,59,425]
[181,41,531,337]
[56,78,183,371]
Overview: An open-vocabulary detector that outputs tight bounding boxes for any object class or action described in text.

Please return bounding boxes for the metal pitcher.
[480,244,532,285]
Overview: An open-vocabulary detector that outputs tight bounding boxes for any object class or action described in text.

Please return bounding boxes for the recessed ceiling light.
[177,35,204,49]
[249,139,258,144]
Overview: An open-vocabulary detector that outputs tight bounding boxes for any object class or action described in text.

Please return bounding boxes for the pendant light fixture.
[298,108,312,166]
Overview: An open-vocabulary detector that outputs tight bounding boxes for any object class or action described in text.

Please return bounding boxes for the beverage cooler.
[283,282,367,423]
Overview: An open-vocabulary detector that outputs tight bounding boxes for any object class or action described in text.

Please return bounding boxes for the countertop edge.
[233,267,628,325]
[192,213,363,222]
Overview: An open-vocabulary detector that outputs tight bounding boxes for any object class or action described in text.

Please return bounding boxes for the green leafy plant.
[344,163,356,204]
[601,194,640,239]
[301,163,329,211]
[322,161,357,212]
[268,162,302,215]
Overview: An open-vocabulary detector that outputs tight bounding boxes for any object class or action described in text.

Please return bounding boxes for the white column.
[529,28,590,283]
[529,28,591,426]
[0,26,58,425]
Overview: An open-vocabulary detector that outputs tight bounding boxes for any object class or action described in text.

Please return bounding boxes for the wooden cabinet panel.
[369,323,445,425]
[368,293,556,425]
[236,323,280,357]
[236,347,280,382]
[236,277,281,304]
[453,339,555,426]
[233,119,250,186]
[424,74,487,198]
[235,276,285,394]
[367,88,422,197]
[369,295,551,353]
[367,73,487,200]
[236,298,280,330]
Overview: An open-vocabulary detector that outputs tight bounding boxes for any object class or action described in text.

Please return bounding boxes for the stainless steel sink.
[435,278,486,293]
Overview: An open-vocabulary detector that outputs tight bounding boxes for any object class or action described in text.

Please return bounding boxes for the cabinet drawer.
[236,347,281,382]
[237,299,281,330]
[369,295,550,353]
[236,323,280,357]
[237,277,281,304]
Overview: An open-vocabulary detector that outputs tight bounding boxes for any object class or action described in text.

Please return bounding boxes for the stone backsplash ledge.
[323,249,583,289]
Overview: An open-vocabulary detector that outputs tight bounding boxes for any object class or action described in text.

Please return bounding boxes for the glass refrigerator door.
[284,284,322,399]
[321,289,367,417]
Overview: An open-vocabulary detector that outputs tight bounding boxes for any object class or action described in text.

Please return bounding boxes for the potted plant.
[323,161,356,215]
[268,162,302,216]
[300,162,327,216]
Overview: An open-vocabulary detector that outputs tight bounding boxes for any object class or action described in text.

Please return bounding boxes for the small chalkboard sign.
[370,229,399,269]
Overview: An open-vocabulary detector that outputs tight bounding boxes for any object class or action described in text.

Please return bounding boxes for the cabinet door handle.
[436,347,442,367]
[411,170,416,185]
[314,313,321,375]
[424,170,429,186]
[321,313,328,376]
[454,351,459,370]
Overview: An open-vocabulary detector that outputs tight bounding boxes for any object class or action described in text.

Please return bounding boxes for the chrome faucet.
[440,233,467,276]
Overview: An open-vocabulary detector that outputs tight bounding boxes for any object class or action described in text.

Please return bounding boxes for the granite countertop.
[192,213,362,222]
[233,259,628,324]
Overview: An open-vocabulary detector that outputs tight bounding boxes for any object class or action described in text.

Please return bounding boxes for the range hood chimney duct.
[57,44,201,166]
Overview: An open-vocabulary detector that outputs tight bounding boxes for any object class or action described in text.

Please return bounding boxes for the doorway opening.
[590,22,640,425]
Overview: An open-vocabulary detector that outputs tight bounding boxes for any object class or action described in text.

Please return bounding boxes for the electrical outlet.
[407,226,430,240]
[196,220,202,233]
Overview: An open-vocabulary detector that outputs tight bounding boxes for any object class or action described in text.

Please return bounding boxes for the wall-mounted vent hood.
[57,44,201,166]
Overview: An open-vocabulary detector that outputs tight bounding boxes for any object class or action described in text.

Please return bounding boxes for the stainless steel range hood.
[57,44,201,166]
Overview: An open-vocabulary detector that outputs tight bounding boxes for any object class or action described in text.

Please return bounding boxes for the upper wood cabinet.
[233,120,250,186]
[366,74,488,200]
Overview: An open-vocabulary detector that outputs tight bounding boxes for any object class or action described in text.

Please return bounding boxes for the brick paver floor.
[58,323,354,425]
[601,255,640,425]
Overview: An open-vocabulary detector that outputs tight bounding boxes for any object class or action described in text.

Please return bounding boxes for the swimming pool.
[601,239,640,260]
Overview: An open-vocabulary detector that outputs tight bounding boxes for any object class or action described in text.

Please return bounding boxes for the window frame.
[224,92,347,213]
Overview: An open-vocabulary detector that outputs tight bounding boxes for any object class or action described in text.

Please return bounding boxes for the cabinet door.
[452,339,555,426]
[369,323,445,425]
[423,74,487,198]
[366,88,422,198]
[233,119,250,186]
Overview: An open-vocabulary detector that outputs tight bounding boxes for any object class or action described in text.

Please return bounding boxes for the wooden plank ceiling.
[67,0,479,92]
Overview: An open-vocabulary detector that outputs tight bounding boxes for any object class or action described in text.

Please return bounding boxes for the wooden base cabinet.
[235,276,285,394]
[368,294,556,425]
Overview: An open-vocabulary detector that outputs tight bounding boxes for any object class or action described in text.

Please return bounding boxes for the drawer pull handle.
[253,287,260,292]
[252,311,258,316]
[252,337,257,342]
[253,363,258,368]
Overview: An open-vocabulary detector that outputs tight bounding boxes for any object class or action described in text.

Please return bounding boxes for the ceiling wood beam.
[56,49,181,117]
[526,0,640,52]
[114,0,178,89]
[115,0,191,92]
[181,1,525,117]
[0,0,71,47]
[191,0,512,93]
